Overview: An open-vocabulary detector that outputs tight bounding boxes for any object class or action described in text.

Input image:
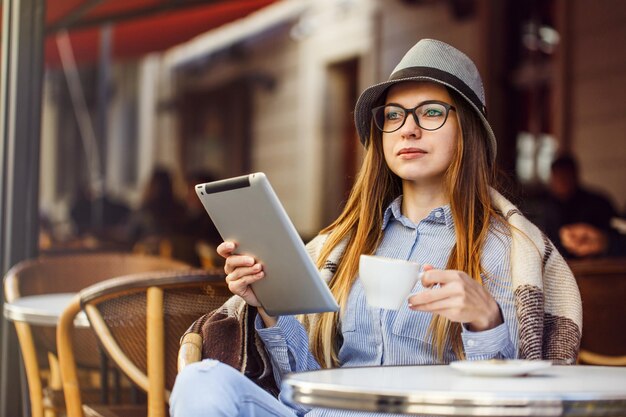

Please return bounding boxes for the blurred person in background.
[180,170,223,267]
[69,183,131,247]
[545,154,622,258]
[127,167,186,256]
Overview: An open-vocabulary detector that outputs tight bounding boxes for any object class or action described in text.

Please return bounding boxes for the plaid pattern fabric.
[491,189,582,362]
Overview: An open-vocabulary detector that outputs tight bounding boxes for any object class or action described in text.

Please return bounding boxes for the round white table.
[4,292,121,406]
[3,293,89,327]
[282,365,626,416]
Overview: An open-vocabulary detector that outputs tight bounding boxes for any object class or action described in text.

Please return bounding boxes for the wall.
[569,0,626,212]
[175,24,304,225]
[290,0,377,235]
[247,29,302,226]
[378,0,486,81]
[172,0,379,235]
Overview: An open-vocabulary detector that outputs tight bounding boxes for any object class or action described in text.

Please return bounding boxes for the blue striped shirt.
[256,196,518,416]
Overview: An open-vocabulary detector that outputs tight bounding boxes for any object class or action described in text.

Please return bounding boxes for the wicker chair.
[57,268,230,417]
[569,257,626,366]
[2,253,191,417]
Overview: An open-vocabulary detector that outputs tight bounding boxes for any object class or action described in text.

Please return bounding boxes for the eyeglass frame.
[371,100,456,133]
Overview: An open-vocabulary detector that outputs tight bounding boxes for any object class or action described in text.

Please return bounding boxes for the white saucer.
[449,360,553,377]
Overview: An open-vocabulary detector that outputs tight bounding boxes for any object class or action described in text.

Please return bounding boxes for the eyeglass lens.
[373,102,450,133]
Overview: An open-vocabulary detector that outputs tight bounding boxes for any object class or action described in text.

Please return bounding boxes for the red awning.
[3,0,278,67]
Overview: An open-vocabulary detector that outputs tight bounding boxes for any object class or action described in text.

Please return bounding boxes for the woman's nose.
[400,112,422,138]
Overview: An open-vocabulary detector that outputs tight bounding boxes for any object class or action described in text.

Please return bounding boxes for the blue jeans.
[170,359,298,417]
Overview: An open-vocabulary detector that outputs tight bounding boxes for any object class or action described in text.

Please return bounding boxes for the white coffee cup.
[359,254,420,310]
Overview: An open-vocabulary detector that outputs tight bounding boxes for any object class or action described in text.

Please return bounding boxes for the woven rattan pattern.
[95,282,231,389]
[8,253,190,298]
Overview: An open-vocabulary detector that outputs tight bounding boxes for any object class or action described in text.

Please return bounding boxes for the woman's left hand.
[407,265,503,331]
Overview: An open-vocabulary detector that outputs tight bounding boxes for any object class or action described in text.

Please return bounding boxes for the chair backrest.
[569,257,626,365]
[4,252,191,302]
[59,269,230,417]
[3,253,192,417]
[4,253,191,365]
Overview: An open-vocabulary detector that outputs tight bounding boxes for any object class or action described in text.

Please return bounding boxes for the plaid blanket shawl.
[185,190,582,391]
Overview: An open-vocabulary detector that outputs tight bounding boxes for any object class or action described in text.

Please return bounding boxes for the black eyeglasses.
[371,100,456,133]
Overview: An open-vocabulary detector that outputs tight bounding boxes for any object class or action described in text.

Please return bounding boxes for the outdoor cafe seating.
[2,253,191,417]
[57,268,230,417]
[5,250,626,417]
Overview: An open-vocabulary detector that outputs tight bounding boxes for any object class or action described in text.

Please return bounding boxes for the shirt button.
[467,339,476,347]
[435,211,442,218]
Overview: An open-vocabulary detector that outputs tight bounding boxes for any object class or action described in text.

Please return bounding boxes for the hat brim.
[354,76,497,164]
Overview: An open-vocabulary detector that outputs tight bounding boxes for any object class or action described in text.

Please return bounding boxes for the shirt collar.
[381,195,455,230]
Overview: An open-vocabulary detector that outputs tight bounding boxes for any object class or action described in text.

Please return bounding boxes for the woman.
[171,39,581,417]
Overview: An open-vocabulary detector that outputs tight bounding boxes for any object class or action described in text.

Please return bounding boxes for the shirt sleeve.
[460,310,517,360]
[255,314,321,388]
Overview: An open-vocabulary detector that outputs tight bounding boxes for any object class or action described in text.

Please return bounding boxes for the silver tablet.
[195,173,339,316]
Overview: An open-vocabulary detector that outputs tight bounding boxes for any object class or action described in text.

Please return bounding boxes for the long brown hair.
[310,86,506,367]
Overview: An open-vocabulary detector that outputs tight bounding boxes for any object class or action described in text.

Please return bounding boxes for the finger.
[217,241,237,258]
[408,285,455,306]
[414,306,466,324]
[419,264,437,288]
[421,269,458,288]
[226,270,265,295]
[224,255,257,274]
[409,297,460,315]
[225,263,263,283]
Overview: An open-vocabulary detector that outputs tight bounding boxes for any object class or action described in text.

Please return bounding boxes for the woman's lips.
[397,147,427,159]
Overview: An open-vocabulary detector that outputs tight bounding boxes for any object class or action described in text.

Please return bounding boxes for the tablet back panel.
[196,173,339,316]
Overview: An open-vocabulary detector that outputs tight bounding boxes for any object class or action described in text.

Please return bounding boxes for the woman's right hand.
[216,241,265,307]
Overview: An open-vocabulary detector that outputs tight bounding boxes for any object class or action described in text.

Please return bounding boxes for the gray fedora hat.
[354,38,496,164]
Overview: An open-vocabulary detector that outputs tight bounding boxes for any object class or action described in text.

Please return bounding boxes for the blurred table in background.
[568,257,626,365]
[4,293,88,327]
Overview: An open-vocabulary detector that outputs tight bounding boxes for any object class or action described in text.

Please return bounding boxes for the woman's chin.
[392,167,445,185]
